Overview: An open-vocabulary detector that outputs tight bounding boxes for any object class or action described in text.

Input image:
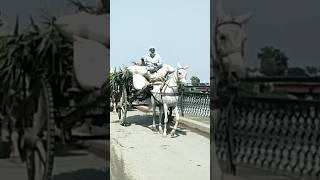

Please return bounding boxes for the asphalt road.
[0,142,108,180]
[110,109,210,180]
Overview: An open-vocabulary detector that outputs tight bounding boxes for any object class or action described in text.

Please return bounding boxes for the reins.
[213,19,245,176]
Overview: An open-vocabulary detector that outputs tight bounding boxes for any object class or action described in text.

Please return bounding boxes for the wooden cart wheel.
[24,78,55,180]
[119,87,128,126]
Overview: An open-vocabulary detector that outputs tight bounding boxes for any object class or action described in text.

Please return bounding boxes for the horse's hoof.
[120,122,129,126]
[10,156,22,163]
[159,129,163,134]
[170,131,176,137]
[162,132,167,137]
[150,125,157,131]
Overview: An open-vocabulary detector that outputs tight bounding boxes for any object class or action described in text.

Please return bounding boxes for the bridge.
[110,89,306,180]
[215,77,320,180]
[110,107,210,180]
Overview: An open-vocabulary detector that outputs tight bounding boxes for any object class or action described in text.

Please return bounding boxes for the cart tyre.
[25,78,55,180]
[120,87,128,126]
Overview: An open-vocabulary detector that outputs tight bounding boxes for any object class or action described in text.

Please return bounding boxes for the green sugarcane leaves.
[0,15,73,113]
[110,66,133,95]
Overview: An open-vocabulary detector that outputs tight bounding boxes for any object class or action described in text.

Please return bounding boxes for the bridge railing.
[178,91,210,118]
[215,77,320,178]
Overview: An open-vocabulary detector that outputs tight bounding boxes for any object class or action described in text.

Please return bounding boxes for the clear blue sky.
[221,0,320,68]
[111,0,210,83]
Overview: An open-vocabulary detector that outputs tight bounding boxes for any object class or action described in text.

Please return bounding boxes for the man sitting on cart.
[141,46,163,74]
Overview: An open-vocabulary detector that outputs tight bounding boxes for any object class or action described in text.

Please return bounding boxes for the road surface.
[0,141,108,180]
[110,109,210,180]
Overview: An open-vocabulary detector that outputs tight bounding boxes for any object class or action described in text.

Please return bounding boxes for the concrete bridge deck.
[110,109,210,180]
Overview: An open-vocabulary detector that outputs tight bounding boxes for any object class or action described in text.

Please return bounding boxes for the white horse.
[211,0,252,179]
[150,63,188,136]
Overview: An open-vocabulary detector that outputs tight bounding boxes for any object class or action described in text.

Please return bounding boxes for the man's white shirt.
[144,53,162,64]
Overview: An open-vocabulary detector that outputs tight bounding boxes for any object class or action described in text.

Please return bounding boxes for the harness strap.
[225,94,237,175]
[151,93,163,105]
[211,97,222,109]
[218,47,242,58]
[153,92,179,96]
[160,79,166,92]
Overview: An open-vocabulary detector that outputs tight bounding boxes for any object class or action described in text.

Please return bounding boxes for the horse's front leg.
[158,105,163,133]
[112,99,117,113]
[158,105,163,134]
[170,106,179,137]
[151,98,157,131]
[162,103,168,136]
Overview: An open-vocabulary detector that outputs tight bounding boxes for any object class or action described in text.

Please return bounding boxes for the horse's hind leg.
[9,119,21,162]
[170,106,179,137]
[113,100,117,113]
[10,131,21,162]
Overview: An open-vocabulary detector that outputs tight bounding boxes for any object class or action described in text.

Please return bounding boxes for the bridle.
[150,68,185,105]
[213,20,248,175]
[214,20,246,77]
[213,19,247,91]
[152,68,184,96]
[163,68,184,91]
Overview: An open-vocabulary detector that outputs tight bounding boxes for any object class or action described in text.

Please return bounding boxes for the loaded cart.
[0,2,109,179]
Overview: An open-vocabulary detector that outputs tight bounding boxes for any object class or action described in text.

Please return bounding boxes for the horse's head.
[213,0,252,83]
[176,63,188,84]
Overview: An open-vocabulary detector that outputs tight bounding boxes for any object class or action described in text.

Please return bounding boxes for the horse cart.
[0,12,108,180]
[20,72,107,180]
[112,63,188,136]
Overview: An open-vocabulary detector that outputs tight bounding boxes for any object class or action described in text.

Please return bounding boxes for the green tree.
[190,76,200,86]
[305,66,317,76]
[258,46,288,76]
[287,67,308,77]
[70,0,109,14]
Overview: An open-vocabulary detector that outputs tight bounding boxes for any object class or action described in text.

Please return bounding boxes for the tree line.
[248,46,318,77]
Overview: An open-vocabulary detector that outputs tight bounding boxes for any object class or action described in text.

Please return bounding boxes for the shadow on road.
[53,168,108,180]
[55,142,89,157]
[126,114,188,136]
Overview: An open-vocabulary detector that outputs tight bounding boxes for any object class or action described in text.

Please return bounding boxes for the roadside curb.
[135,106,210,134]
[85,140,108,161]
[73,128,109,161]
